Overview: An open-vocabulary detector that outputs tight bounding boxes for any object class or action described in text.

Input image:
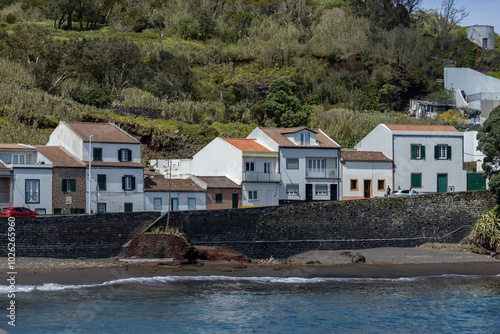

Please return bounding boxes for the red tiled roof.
[342,150,392,163]
[257,126,340,148]
[65,122,140,143]
[0,143,36,150]
[384,124,459,132]
[196,176,240,188]
[222,138,271,152]
[36,146,85,168]
[145,177,206,192]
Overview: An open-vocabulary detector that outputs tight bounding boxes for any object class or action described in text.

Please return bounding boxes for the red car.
[0,207,39,217]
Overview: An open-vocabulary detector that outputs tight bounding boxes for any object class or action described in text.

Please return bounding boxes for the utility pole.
[87,134,94,214]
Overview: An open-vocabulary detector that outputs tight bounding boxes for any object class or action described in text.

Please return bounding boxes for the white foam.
[0,274,494,293]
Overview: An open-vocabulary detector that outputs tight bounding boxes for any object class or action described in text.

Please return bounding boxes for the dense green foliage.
[477,105,500,201]
[0,0,498,160]
[462,207,500,253]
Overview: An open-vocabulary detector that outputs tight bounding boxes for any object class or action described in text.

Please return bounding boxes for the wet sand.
[6,246,500,286]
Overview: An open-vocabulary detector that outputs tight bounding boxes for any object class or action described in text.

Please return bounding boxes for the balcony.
[242,172,281,183]
[306,168,338,179]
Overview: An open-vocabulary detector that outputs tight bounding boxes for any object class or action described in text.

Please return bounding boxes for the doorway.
[437,174,448,193]
[306,184,313,202]
[330,184,338,200]
[363,180,372,198]
[232,194,238,208]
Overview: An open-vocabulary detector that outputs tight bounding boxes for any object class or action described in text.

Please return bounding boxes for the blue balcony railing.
[242,172,281,182]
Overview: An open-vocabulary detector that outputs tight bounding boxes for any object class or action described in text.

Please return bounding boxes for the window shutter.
[118,149,122,161]
[421,146,426,160]
[70,179,77,192]
[131,176,136,190]
[128,149,132,162]
[122,176,125,190]
[447,146,452,160]
[411,145,417,159]
[62,180,67,192]
[434,146,439,160]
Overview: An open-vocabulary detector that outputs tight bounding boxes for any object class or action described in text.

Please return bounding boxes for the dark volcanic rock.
[194,246,251,263]
[127,234,194,261]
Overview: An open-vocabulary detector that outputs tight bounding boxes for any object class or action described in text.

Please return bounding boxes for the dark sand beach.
[7,245,500,286]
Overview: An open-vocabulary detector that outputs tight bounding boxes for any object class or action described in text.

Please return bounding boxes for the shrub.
[461,209,500,253]
[5,13,16,24]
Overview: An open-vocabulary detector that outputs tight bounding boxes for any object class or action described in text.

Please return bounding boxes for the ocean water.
[1,274,499,334]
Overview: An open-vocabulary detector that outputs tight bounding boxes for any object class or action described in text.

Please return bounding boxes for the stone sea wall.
[0,191,495,259]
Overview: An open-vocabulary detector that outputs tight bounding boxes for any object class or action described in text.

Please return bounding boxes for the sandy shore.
[5,246,500,285]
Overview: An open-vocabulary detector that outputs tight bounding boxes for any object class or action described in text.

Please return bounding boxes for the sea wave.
[0,273,496,294]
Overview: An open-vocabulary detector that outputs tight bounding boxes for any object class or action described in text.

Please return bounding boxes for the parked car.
[390,189,422,196]
[0,207,39,217]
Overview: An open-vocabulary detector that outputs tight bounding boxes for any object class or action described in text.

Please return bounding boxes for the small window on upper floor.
[93,147,103,161]
[118,149,132,162]
[300,132,310,145]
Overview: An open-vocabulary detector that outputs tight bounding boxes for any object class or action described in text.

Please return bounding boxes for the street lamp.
[88,134,94,214]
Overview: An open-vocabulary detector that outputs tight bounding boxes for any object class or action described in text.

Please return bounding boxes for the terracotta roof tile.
[196,176,240,188]
[258,127,340,148]
[65,122,140,143]
[222,138,271,152]
[36,146,85,167]
[145,178,206,192]
[342,150,392,162]
[384,124,459,132]
[0,143,36,150]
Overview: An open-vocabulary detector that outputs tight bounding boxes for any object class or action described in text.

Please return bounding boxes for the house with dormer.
[47,122,144,213]
[0,143,52,213]
[355,124,466,193]
[247,126,341,203]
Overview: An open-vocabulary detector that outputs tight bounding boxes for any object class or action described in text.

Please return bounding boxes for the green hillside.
[0,0,498,162]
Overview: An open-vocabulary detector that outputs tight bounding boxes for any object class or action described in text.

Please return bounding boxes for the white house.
[341,150,393,200]
[247,126,342,203]
[355,124,466,193]
[144,175,206,212]
[47,122,145,213]
[0,143,52,213]
[444,67,500,121]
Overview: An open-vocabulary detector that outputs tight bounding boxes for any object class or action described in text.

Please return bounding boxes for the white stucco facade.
[12,165,53,214]
[466,25,495,50]
[355,124,466,193]
[341,160,393,200]
[144,191,206,212]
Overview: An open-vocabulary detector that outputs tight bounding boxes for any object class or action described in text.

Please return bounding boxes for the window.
[307,159,326,174]
[411,173,422,188]
[70,208,85,214]
[12,154,30,164]
[411,144,425,160]
[61,179,77,192]
[248,191,258,200]
[286,184,299,195]
[25,180,39,203]
[245,162,255,171]
[153,197,162,210]
[124,203,133,212]
[97,203,106,214]
[435,145,451,160]
[377,180,385,191]
[300,132,310,145]
[54,208,62,215]
[93,148,103,162]
[215,193,223,203]
[122,175,136,191]
[315,184,328,195]
[118,149,132,162]
[286,158,299,169]
[97,174,107,191]
[264,162,271,173]
[188,197,196,210]
[350,179,358,191]
[170,198,179,211]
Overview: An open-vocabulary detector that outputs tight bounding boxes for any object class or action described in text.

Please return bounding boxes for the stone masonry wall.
[0,212,158,258]
[0,191,495,259]
[156,191,496,259]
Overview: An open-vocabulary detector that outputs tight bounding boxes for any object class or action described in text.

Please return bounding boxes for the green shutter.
[434,146,439,160]
[70,208,75,214]
[411,145,417,159]
[98,174,106,190]
[411,173,422,188]
[70,179,76,192]
[122,176,125,190]
[61,179,67,192]
[128,149,132,161]
[421,146,426,160]
[131,176,136,190]
[118,149,122,161]
[447,146,452,160]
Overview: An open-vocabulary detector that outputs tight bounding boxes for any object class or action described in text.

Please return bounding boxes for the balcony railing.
[242,172,281,183]
[306,168,338,179]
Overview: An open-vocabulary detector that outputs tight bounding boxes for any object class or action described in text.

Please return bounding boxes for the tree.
[263,78,310,127]
[349,0,422,30]
[427,0,468,51]
[477,105,500,201]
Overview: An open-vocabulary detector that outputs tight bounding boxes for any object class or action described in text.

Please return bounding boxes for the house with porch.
[47,122,145,213]
[355,124,466,193]
[247,126,342,204]
[341,150,393,200]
